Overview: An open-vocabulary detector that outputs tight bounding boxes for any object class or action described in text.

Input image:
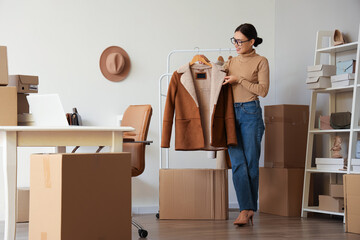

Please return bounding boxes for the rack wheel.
[156,213,160,219]
[138,229,148,238]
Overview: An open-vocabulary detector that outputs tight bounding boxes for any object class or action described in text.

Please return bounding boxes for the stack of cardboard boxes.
[0,45,39,126]
[259,105,309,217]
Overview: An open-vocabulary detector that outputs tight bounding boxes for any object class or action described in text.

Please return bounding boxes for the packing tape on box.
[43,155,51,188]
[264,116,307,125]
[41,232,47,240]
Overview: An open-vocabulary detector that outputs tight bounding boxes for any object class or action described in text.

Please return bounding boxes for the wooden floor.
[2,210,360,240]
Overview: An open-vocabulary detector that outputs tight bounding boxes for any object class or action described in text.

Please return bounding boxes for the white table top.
[0,126,135,132]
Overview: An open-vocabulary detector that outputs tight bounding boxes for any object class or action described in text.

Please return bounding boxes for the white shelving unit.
[301,25,360,218]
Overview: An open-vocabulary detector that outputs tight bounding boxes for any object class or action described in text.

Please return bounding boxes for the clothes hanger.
[189,54,212,67]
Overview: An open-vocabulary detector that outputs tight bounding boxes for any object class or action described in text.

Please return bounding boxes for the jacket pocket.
[175,119,191,146]
[211,117,226,146]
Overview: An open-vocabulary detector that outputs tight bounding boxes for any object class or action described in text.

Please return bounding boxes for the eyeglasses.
[230,37,251,46]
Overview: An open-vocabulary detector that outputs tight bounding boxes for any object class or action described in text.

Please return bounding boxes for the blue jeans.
[228,100,265,212]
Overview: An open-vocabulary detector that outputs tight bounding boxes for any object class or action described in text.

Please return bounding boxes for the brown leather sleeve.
[224,84,237,146]
[161,71,178,148]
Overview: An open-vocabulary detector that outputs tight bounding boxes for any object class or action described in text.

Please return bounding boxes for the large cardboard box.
[259,167,304,217]
[0,46,8,85]
[264,105,309,168]
[318,195,344,212]
[330,184,344,198]
[0,87,17,126]
[16,187,29,223]
[159,169,228,220]
[8,75,39,93]
[344,174,360,234]
[29,153,131,240]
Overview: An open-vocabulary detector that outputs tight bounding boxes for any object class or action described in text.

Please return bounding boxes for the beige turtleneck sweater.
[225,49,269,103]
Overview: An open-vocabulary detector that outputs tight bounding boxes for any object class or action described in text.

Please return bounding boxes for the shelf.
[306,167,347,173]
[309,129,351,134]
[314,85,354,93]
[354,128,360,132]
[303,207,344,216]
[316,42,358,53]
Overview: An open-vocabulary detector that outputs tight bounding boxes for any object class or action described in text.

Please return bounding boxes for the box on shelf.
[330,184,344,198]
[343,174,360,234]
[18,113,35,126]
[259,167,304,217]
[315,158,345,171]
[319,115,332,130]
[17,93,29,114]
[336,59,356,75]
[0,87,17,126]
[318,195,344,212]
[331,73,355,82]
[307,64,336,77]
[306,76,331,89]
[29,153,131,240]
[351,158,360,172]
[0,46,9,86]
[159,169,228,220]
[16,187,29,223]
[8,75,39,93]
[264,105,309,168]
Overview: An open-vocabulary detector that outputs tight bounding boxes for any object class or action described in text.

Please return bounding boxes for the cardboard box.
[159,169,228,220]
[0,87,17,126]
[344,174,360,234]
[0,46,9,85]
[330,184,344,198]
[259,167,304,217]
[264,105,309,168]
[17,93,29,114]
[16,187,29,223]
[307,64,336,77]
[318,195,344,212]
[8,75,39,93]
[29,153,131,240]
[306,76,331,89]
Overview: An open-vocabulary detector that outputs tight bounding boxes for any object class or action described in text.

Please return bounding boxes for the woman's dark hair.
[235,23,263,47]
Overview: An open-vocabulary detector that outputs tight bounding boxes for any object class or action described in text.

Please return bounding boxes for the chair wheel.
[138,229,148,238]
[156,213,160,219]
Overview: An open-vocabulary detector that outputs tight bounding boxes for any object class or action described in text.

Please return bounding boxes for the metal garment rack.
[158,48,237,169]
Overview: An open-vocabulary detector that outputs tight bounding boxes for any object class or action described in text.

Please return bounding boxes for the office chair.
[121,105,153,238]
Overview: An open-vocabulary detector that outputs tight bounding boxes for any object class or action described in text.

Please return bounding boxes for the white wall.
[0,0,358,220]
[0,0,275,219]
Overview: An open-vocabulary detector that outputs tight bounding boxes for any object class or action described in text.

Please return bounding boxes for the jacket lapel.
[178,64,199,107]
[209,63,226,114]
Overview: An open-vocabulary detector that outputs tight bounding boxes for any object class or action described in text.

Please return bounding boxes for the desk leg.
[2,132,17,240]
[111,131,123,152]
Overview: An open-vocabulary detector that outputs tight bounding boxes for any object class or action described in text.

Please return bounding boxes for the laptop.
[26,94,69,127]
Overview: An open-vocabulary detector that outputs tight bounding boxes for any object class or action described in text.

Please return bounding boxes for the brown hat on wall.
[100,46,131,82]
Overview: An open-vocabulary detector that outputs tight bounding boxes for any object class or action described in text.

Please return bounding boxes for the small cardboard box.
[330,184,344,198]
[259,167,304,217]
[159,169,228,220]
[318,195,344,212]
[16,187,30,223]
[307,64,336,77]
[0,87,17,126]
[264,105,309,168]
[344,174,360,234]
[29,153,131,240]
[0,46,9,85]
[17,93,29,114]
[8,75,39,93]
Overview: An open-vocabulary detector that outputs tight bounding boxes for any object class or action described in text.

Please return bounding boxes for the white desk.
[0,126,134,240]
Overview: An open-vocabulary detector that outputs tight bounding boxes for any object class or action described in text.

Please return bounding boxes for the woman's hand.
[223,75,238,85]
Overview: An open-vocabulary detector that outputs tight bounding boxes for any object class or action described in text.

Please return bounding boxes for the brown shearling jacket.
[161,63,237,150]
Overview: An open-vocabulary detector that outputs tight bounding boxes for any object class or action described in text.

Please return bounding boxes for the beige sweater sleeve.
[238,58,269,98]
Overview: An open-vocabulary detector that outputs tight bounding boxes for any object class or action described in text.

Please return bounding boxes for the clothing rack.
[158,48,237,169]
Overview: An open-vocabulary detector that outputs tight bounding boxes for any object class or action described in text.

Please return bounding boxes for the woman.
[223,23,269,226]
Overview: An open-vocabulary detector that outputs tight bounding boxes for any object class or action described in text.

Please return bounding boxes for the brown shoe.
[233,210,251,226]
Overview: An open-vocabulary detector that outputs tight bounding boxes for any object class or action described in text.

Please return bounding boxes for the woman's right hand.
[223,75,238,85]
